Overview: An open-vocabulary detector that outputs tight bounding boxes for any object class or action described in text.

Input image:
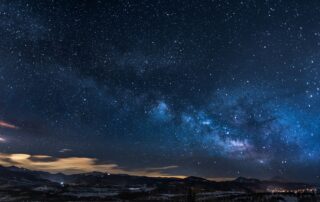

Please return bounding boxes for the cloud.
[0,120,18,129]
[0,136,6,143]
[59,148,72,153]
[0,153,184,178]
[146,165,179,171]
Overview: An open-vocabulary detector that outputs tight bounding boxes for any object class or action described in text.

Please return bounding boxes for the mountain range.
[0,165,317,201]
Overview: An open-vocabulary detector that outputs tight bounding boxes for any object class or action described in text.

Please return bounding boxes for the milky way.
[0,0,320,182]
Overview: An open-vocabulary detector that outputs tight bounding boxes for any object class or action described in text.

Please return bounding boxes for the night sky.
[0,0,320,182]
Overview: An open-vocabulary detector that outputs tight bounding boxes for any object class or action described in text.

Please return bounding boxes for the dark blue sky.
[0,0,320,182]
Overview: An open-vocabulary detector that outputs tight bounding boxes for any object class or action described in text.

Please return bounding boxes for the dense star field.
[0,0,320,183]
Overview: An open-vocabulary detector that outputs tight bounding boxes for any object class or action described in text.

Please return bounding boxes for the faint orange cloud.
[0,120,18,129]
[0,153,184,178]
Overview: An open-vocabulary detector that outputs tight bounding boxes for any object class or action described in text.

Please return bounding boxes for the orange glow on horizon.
[0,152,185,178]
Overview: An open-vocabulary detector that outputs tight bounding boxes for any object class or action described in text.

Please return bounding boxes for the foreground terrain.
[0,166,318,201]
